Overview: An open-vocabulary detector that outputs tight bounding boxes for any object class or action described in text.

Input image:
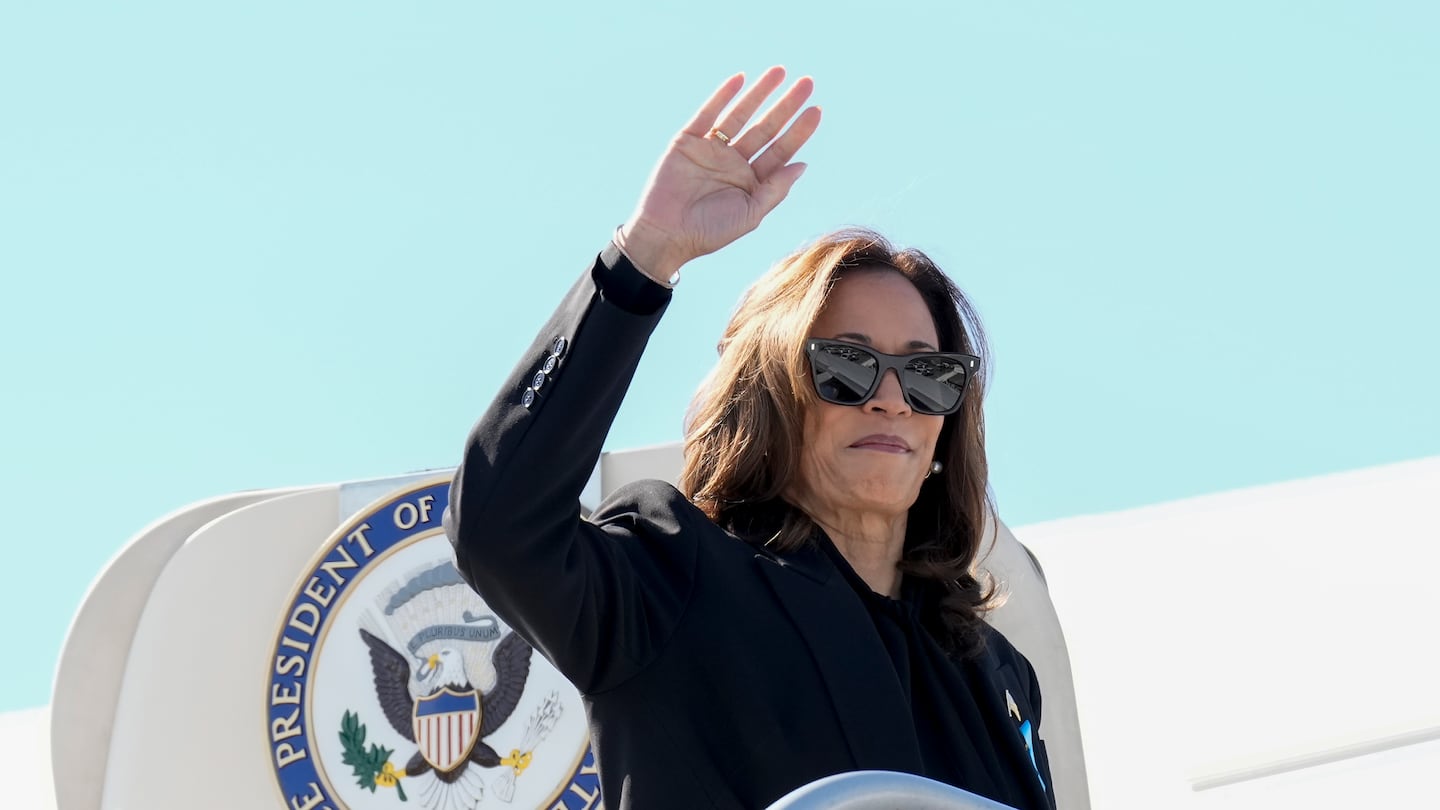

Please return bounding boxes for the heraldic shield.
[412,687,483,772]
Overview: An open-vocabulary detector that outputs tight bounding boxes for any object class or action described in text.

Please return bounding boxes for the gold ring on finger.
[709,127,733,145]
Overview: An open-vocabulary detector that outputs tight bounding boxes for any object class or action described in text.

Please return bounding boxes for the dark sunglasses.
[804,338,979,416]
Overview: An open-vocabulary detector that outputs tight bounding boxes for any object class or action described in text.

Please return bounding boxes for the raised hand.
[617,67,822,285]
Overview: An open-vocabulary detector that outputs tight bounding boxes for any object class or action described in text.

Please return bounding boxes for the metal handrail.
[766,770,1020,809]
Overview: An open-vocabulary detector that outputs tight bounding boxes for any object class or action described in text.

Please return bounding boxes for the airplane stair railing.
[766,770,1019,810]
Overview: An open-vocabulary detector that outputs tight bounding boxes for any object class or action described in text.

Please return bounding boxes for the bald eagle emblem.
[361,627,532,779]
[351,560,569,807]
[267,481,597,810]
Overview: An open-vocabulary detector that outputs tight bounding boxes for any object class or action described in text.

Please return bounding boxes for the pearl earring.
[925,460,944,479]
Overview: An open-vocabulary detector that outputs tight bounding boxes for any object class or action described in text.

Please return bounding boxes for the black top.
[448,246,1057,809]
[818,534,1054,810]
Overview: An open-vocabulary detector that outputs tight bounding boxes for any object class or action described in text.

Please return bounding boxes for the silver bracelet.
[613,225,680,289]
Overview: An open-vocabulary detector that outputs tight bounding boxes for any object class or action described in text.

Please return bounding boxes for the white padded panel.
[100,487,340,810]
[980,519,1091,810]
[601,443,682,501]
[51,486,314,810]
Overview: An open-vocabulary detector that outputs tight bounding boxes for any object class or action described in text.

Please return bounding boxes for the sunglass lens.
[901,357,968,414]
[810,343,879,405]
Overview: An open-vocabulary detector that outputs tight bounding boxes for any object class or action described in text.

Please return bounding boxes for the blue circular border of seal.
[264,478,602,810]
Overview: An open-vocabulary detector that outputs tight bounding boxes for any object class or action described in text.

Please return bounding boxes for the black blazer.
[446,246,1056,810]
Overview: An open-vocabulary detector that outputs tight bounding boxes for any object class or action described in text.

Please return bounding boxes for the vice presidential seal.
[266,479,600,810]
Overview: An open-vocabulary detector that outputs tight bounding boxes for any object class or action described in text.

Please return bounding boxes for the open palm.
[619,67,822,282]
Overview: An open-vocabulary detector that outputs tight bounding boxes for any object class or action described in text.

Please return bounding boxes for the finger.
[751,105,822,181]
[680,73,746,137]
[751,162,809,219]
[731,76,815,161]
[711,66,787,143]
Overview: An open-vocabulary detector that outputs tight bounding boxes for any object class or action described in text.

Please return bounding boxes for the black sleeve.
[595,241,672,315]
[444,244,697,694]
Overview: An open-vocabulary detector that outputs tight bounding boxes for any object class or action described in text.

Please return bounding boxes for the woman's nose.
[864,369,911,415]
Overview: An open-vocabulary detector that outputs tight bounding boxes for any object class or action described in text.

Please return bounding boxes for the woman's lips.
[849,434,911,453]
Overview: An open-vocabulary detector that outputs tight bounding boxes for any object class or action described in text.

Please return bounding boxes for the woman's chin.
[838,482,922,515]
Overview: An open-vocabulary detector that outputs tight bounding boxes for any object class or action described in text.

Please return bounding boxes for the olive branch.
[339,710,408,801]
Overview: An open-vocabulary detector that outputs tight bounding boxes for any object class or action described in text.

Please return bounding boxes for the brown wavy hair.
[679,228,999,658]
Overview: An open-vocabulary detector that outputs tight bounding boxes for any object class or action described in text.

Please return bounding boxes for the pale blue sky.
[2,1,1436,711]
